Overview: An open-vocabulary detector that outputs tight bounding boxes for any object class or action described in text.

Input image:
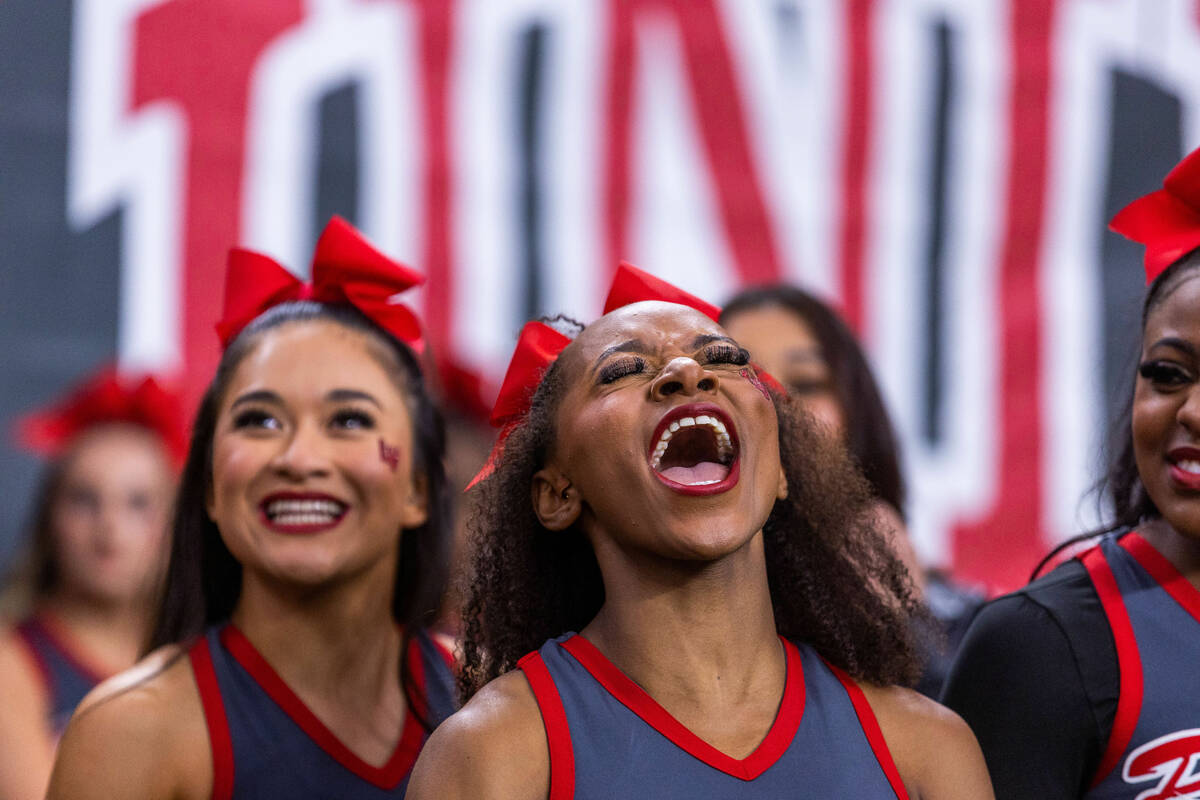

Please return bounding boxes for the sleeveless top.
[1082,532,1200,799]
[14,615,106,735]
[188,624,456,800]
[518,633,909,799]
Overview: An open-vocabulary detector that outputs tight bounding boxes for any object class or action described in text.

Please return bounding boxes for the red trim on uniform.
[30,613,110,684]
[188,637,235,800]
[431,635,457,672]
[827,662,909,800]
[12,621,54,702]
[219,625,424,790]
[1082,545,1144,787]
[1121,531,1200,625]
[406,635,430,722]
[518,651,576,800]
[559,634,805,781]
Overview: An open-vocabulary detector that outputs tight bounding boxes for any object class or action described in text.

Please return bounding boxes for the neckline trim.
[219,624,425,790]
[1122,531,1200,625]
[559,634,804,781]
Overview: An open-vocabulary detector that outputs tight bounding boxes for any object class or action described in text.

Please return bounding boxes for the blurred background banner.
[1,0,1197,590]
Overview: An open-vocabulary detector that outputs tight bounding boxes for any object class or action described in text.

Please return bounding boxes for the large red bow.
[1110,146,1200,285]
[216,216,425,350]
[466,321,571,489]
[602,261,722,321]
[15,367,188,467]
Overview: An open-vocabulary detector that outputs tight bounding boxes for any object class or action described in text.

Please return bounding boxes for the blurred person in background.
[942,147,1200,797]
[47,218,455,799]
[721,286,984,698]
[0,368,182,800]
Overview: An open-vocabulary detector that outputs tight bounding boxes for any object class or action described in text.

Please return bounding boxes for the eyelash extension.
[331,409,377,430]
[232,408,275,429]
[703,344,751,366]
[598,357,647,384]
[1138,360,1193,385]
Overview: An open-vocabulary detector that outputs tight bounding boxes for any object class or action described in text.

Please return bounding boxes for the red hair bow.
[15,367,188,466]
[1110,146,1200,285]
[216,216,425,350]
[466,321,571,489]
[603,261,722,321]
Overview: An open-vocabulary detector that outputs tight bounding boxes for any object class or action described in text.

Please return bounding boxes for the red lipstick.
[1167,447,1200,492]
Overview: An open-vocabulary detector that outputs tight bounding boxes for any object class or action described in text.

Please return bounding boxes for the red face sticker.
[379,439,400,471]
[741,368,771,402]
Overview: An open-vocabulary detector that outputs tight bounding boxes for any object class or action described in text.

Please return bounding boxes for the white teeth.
[265,499,345,523]
[649,414,735,470]
[1177,459,1200,475]
[272,513,338,527]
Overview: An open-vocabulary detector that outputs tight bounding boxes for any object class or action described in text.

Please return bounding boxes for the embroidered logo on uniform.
[1122,729,1200,800]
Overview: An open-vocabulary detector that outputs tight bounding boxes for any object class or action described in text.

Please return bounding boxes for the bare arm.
[46,647,210,800]
[862,683,995,800]
[0,632,56,800]
[406,671,549,800]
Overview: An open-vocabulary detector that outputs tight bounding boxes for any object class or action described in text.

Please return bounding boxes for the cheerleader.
[942,147,1200,797]
[0,369,180,800]
[408,265,992,798]
[47,217,455,799]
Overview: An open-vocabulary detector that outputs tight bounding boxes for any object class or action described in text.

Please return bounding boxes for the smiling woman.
[942,147,1200,798]
[44,218,455,800]
[406,268,993,799]
[0,369,181,800]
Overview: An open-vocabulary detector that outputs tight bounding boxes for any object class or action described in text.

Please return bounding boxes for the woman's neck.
[231,561,401,701]
[583,531,782,706]
[38,593,152,675]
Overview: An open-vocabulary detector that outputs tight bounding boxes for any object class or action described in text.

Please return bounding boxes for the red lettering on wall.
[602,0,783,285]
[951,0,1055,590]
[132,0,304,414]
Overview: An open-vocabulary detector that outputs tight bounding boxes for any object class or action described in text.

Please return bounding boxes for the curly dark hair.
[458,328,923,700]
[1032,249,1200,577]
[149,301,453,730]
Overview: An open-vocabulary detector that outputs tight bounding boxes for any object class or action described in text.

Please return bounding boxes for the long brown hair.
[149,301,453,730]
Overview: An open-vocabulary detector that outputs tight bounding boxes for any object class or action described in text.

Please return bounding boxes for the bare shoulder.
[407,670,549,800]
[0,627,56,800]
[857,683,994,800]
[47,644,211,800]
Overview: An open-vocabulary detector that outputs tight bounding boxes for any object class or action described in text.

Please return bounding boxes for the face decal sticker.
[379,438,400,472]
[741,368,770,402]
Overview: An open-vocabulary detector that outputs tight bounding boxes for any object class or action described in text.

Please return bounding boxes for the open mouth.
[648,403,740,494]
[259,493,349,533]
